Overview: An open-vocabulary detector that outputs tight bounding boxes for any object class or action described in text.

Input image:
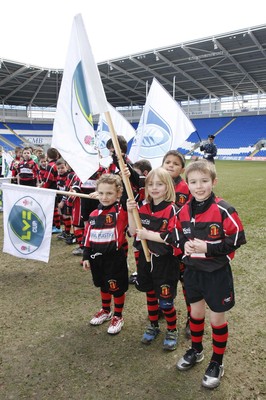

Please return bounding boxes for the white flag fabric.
[0,177,11,211]
[3,184,56,263]
[2,150,13,178]
[129,78,196,168]
[96,103,136,167]
[52,14,109,183]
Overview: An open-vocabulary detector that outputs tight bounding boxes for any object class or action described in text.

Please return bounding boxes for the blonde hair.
[145,167,175,203]
[96,173,123,193]
[185,160,217,182]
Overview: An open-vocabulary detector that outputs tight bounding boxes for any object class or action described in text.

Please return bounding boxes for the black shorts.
[136,251,180,300]
[183,264,235,312]
[89,248,128,296]
[81,198,99,222]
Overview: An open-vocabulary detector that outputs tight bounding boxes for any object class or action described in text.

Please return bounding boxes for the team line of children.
[9,140,246,390]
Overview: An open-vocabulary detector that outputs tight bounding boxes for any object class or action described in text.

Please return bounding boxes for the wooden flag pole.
[104,111,151,262]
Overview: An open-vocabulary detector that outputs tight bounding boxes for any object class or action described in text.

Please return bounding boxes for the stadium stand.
[177,115,266,160]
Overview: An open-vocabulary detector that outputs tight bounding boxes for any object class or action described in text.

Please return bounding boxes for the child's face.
[187,170,217,202]
[40,159,47,168]
[57,164,67,175]
[146,174,167,205]
[22,150,31,160]
[162,155,184,179]
[16,150,22,159]
[97,183,121,207]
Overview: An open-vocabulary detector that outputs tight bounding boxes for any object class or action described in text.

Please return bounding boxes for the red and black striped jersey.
[43,160,58,189]
[84,202,128,254]
[173,176,191,210]
[17,159,40,181]
[135,200,182,257]
[177,193,246,272]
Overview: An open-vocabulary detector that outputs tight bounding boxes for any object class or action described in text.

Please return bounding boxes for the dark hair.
[162,150,186,168]
[46,147,59,160]
[106,135,128,154]
[56,158,66,166]
[133,159,152,174]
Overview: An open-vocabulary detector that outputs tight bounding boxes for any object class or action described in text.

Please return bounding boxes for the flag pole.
[104,111,151,262]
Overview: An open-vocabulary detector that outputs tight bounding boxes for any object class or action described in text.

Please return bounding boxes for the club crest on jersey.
[108,279,119,292]
[178,194,187,204]
[160,219,168,231]
[105,214,114,225]
[208,224,220,239]
[160,284,171,298]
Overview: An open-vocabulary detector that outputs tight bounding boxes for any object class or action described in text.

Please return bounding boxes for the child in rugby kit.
[82,174,129,335]
[127,167,181,351]
[17,147,40,186]
[40,147,61,233]
[176,160,246,389]
[56,159,72,240]
[162,150,192,338]
[10,146,23,184]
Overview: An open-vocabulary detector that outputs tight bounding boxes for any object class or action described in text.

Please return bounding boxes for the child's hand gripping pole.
[104,111,151,262]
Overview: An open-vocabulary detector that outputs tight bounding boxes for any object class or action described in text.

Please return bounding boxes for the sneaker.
[202,361,224,389]
[72,246,84,256]
[52,226,62,234]
[57,231,68,240]
[163,329,179,351]
[128,272,138,284]
[185,319,191,339]
[90,309,112,326]
[176,348,204,371]
[141,325,161,344]
[107,316,124,334]
[65,234,77,245]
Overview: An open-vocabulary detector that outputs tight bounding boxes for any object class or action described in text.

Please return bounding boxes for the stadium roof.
[1,24,266,109]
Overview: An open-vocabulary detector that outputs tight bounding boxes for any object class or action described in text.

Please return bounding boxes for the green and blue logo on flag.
[8,196,45,255]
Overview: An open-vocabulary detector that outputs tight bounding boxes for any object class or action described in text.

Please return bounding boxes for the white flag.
[2,150,13,178]
[96,103,136,167]
[129,78,196,168]
[52,14,108,183]
[3,184,56,263]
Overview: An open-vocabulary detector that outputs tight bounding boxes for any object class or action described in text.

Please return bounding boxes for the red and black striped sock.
[74,228,84,247]
[190,315,205,353]
[211,322,228,365]
[146,290,159,327]
[113,293,125,318]
[162,306,177,331]
[100,290,111,313]
[53,207,61,228]
[63,216,72,234]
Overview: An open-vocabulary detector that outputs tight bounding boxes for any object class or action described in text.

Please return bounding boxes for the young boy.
[40,147,61,233]
[56,159,72,240]
[82,174,129,335]
[176,160,246,389]
[10,146,23,184]
[17,147,40,186]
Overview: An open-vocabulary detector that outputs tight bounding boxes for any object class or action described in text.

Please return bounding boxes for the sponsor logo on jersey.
[160,219,168,231]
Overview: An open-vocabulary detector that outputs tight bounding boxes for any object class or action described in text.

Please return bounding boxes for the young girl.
[82,174,128,335]
[176,160,246,389]
[162,150,192,338]
[127,167,181,351]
